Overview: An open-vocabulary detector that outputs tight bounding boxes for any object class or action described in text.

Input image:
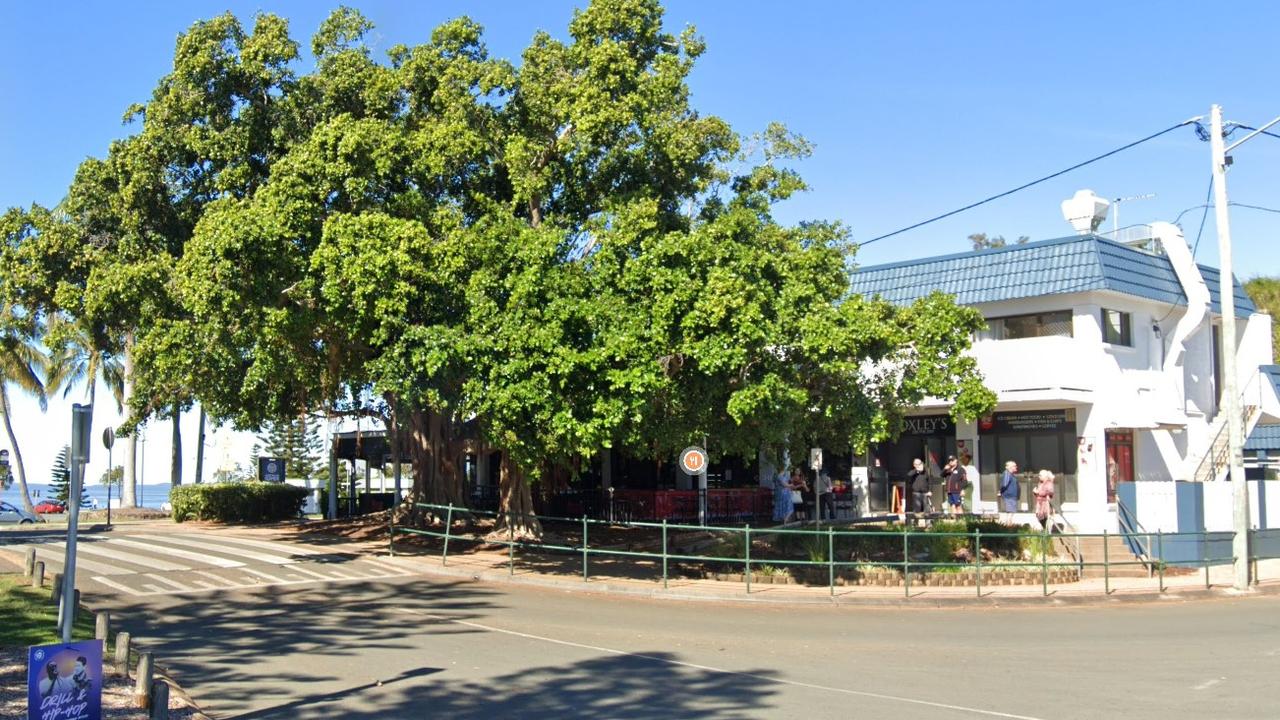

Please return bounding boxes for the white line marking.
[240,567,286,583]
[145,574,195,592]
[188,534,327,556]
[1194,677,1225,690]
[142,584,167,593]
[22,546,121,575]
[92,575,143,596]
[132,534,299,565]
[393,608,1047,720]
[285,564,341,581]
[192,570,236,588]
[65,542,190,572]
[107,538,243,568]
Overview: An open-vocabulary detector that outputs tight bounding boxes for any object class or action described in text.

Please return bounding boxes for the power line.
[1192,176,1213,258]
[856,119,1199,248]
[1230,123,1280,142]
[1231,201,1280,215]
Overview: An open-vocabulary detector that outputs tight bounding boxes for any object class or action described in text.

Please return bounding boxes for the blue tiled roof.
[850,235,1255,316]
[1246,421,1280,453]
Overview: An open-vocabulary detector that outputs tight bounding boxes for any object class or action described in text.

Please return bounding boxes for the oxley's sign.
[901,415,953,436]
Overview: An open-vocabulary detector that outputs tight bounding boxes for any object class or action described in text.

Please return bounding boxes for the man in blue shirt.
[999,460,1020,521]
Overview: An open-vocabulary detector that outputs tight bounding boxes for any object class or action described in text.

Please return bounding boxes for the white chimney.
[1061,189,1110,235]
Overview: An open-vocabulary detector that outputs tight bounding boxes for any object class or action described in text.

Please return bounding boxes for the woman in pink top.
[1033,469,1056,530]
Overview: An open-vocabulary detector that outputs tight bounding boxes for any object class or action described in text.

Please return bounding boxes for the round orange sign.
[679,447,707,475]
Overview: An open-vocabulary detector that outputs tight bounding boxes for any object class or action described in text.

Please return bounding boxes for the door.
[1105,430,1134,503]
[0,502,18,523]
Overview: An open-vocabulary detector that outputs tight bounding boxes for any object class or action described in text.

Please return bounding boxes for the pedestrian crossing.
[4,532,410,596]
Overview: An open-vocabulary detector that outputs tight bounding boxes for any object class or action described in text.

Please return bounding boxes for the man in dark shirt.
[943,455,967,516]
[906,458,931,514]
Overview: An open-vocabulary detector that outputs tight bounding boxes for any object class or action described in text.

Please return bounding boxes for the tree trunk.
[193,407,206,484]
[498,452,542,539]
[170,402,182,486]
[0,385,37,514]
[121,339,137,507]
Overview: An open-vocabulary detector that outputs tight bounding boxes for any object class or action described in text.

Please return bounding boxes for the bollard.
[33,561,45,589]
[50,572,63,603]
[25,548,35,577]
[134,652,154,708]
[96,611,111,642]
[115,632,132,678]
[150,681,170,719]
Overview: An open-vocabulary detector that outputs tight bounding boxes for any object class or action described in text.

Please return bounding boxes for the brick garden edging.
[703,566,1082,587]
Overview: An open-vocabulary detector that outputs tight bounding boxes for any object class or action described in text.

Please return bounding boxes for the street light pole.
[1208,103,1271,591]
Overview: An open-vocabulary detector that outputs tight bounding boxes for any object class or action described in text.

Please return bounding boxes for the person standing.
[816,470,834,520]
[942,455,967,516]
[791,468,811,521]
[772,468,795,523]
[999,460,1020,521]
[1033,469,1056,530]
[907,458,931,515]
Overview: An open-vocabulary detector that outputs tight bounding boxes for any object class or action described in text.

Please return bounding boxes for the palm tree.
[0,302,49,514]
[45,315,125,413]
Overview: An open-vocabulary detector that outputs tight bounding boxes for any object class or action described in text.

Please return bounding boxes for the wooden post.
[32,561,45,588]
[115,632,132,678]
[96,611,111,642]
[50,572,63,602]
[134,652,154,708]
[24,548,35,577]
[149,681,169,719]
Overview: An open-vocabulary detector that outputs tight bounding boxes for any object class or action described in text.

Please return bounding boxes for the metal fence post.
[1203,532,1211,590]
[903,526,910,599]
[1103,529,1110,595]
[744,524,752,594]
[508,514,515,577]
[582,515,589,582]
[1157,529,1164,593]
[1042,528,1049,597]
[441,504,454,566]
[828,526,835,597]
[388,514,395,557]
[662,519,669,589]
[975,529,982,598]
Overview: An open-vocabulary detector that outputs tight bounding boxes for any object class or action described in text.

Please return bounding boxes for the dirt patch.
[0,647,201,719]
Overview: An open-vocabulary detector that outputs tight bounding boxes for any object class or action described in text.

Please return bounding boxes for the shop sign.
[979,410,1075,434]
[901,415,953,436]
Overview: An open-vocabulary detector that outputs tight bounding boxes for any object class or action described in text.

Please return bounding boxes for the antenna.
[1112,193,1157,237]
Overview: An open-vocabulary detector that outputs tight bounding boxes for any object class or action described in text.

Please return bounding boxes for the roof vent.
[1061,190,1110,235]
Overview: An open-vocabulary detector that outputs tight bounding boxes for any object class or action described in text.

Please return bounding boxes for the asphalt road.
[5,526,1279,719]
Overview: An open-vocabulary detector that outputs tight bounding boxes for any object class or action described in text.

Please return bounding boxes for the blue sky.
[2,1,1279,486]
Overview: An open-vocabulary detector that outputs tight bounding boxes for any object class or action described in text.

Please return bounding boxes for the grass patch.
[0,574,96,648]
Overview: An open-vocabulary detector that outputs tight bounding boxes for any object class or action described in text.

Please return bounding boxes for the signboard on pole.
[28,639,102,720]
[678,447,707,476]
[809,448,823,471]
[259,457,287,483]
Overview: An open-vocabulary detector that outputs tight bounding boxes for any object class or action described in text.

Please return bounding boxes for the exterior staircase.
[1073,534,1152,578]
[1190,404,1260,483]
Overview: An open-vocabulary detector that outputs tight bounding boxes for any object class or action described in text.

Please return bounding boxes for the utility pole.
[60,404,93,641]
[1208,103,1280,590]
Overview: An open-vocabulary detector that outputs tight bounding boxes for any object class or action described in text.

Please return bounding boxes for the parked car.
[34,500,66,514]
[0,501,38,524]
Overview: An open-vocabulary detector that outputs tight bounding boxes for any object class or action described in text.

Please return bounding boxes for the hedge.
[170,482,308,523]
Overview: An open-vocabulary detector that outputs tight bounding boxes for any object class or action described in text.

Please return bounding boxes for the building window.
[981,311,1073,340]
[1101,309,1132,346]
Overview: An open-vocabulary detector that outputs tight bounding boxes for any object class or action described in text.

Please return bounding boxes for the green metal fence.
[389,502,1261,598]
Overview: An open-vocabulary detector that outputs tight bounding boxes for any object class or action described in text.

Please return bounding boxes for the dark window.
[982,311,1073,340]
[1101,309,1132,346]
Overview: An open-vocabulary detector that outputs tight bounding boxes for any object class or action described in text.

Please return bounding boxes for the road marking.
[393,608,1048,720]
[62,542,190,572]
[1194,677,1225,690]
[240,567,286,583]
[142,584,168,594]
[22,546,121,575]
[285,564,341,581]
[193,570,236,587]
[131,534,299,565]
[107,538,244,568]
[190,534,327,556]
[92,575,143,596]
[145,574,196,592]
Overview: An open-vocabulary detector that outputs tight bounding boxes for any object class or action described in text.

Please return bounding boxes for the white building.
[850,208,1280,533]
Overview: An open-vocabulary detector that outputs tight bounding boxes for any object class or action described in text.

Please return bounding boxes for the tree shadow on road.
[240,649,782,719]
[102,577,501,717]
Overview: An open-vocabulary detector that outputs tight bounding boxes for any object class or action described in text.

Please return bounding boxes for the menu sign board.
[979,410,1074,434]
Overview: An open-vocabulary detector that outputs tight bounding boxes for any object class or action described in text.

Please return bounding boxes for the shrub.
[170,482,308,523]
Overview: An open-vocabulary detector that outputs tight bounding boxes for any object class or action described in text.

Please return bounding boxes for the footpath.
[365,536,1280,607]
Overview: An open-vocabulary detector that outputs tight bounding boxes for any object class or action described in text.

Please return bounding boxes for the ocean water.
[1,482,172,509]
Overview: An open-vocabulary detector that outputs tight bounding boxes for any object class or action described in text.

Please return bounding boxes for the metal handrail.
[1115,498,1155,573]
[1049,501,1084,574]
[1192,368,1265,483]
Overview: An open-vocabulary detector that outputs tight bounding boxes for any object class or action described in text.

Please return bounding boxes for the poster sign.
[980,410,1074,434]
[901,414,953,437]
[809,448,823,471]
[28,639,102,720]
[678,447,707,476]
[258,457,286,483]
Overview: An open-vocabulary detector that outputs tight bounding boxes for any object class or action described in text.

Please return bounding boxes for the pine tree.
[258,415,325,483]
[49,445,88,505]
